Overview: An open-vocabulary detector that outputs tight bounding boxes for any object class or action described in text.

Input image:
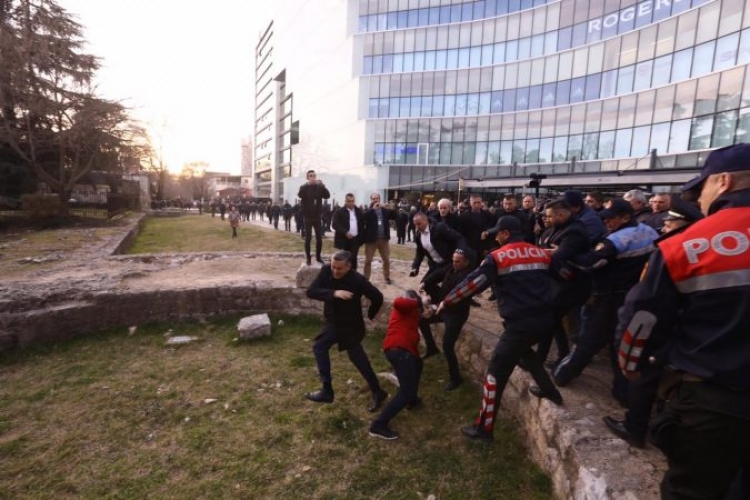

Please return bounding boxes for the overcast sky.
[58,0,267,174]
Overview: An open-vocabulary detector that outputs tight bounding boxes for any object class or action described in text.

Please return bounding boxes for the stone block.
[296,263,322,288]
[237,313,272,340]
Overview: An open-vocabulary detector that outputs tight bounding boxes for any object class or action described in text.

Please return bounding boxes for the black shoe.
[368,389,388,412]
[421,348,439,360]
[444,378,462,391]
[368,424,399,440]
[316,258,324,265]
[306,257,312,266]
[461,425,493,442]
[528,385,563,406]
[385,278,392,285]
[305,389,334,404]
[602,416,645,448]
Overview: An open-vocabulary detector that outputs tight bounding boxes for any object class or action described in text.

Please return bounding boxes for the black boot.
[306,383,334,404]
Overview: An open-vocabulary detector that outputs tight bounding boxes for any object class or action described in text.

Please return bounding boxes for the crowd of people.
[299,143,750,499]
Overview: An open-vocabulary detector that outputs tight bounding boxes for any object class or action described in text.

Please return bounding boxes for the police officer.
[603,195,704,448]
[617,143,750,499]
[553,199,659,406]
[438,216,562,441]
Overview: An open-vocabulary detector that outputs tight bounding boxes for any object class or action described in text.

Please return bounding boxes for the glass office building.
[257,0,750,200]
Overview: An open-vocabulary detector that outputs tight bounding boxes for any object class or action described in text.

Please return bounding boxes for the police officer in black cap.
[437,216,562,442]
[616,143,750,499]
[660,194,703,235]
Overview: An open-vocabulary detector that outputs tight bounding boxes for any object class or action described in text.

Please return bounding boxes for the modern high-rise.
[255,0,750,202]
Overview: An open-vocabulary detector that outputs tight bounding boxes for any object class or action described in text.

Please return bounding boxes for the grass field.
[0,315,552,500]
[127,213,415,262]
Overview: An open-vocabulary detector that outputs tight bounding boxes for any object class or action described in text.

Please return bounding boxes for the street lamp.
[528,173,547,199]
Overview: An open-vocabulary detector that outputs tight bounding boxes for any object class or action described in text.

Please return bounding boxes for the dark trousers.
[487,318,559,398]
[338,238,361,271]
[303,215,323,260]
[625,363,663,438]
[553,292,629,401]
[443,310,469,382]
[312,326,381,393]
[476,317,559,433]
[284,217,291,231]
[418,310,469,382]
[657,382,750,500]
[373,348,422,426]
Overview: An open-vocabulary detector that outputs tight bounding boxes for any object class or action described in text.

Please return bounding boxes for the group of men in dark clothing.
[301,143,750,499]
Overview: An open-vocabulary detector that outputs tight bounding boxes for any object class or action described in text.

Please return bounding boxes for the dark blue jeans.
[373,348,422,426]
[312,326,381,393]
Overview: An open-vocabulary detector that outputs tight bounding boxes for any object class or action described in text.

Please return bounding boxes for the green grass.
[0,315,553,500]
[126,213,415,261]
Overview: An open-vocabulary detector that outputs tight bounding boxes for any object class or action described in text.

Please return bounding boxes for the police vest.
[659,207,750,293]
[490,241,550,274]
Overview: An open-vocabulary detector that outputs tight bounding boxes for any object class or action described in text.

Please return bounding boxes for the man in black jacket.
[418,248,474,389]
[409,212,467,277]
[297,170,330,265]
[535,199,592,367]
[332,193,364,270]
[305,250,389,412]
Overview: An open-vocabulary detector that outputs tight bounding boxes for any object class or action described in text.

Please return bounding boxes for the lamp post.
[528,173,547,199]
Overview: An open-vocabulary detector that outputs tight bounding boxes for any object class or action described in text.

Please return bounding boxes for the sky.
[58,0,267,174]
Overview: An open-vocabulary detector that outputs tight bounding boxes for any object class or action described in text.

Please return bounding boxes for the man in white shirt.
[332,193,364,270]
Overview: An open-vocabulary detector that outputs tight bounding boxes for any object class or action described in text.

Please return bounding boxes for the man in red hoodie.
[369,290,430,440]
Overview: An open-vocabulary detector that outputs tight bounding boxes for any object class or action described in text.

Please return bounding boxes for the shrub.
[21,194,65,218]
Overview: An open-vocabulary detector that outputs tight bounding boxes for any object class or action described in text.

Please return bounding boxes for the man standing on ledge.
[305,250,389,413]
[297,170,330,265]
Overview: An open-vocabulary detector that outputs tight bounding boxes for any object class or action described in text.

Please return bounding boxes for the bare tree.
[181,161,210,202]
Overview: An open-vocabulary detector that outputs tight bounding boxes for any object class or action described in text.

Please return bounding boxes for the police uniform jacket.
[442,236,554,322]
[332,205,364,248]
[571,220,658,295]
[306,265,383,350]
[617,188,750,393]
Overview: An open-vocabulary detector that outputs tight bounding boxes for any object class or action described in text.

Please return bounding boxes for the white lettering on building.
[588,0,687,35]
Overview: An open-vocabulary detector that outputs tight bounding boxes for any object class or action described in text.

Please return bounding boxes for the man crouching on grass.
[305,250,389,413]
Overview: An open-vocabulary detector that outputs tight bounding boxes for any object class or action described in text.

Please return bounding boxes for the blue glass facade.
[360,0,750,190]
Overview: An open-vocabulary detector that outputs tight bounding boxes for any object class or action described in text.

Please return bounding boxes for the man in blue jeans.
[305,250,389,413]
